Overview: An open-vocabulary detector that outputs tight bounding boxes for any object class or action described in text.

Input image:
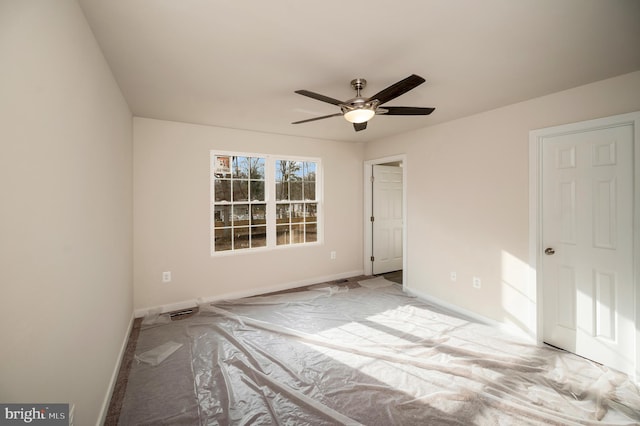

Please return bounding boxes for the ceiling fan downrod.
[350,78,367,97]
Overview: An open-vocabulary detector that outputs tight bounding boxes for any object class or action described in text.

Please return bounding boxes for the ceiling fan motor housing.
[340,98,379,113]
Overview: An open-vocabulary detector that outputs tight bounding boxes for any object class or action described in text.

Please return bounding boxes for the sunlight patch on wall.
[501,250,536,338]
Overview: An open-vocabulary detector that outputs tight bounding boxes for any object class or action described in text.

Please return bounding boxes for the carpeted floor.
[104,275,369,425]
[105,318,142,425]
[107,275,640,425]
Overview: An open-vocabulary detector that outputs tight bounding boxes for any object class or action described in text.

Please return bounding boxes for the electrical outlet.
[330,251,337,260]
[450,272,457,281]
[162,271,171,283]
[473,277,481,289]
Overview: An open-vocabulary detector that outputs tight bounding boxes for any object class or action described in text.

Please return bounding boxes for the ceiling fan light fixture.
[343,107,375,124]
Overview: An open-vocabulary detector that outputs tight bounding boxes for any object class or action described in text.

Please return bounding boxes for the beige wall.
[365,71,640,337]
[133,118,364,311]
[0,1,133,425]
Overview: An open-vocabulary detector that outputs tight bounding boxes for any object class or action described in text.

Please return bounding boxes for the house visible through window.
[211,152,320,254]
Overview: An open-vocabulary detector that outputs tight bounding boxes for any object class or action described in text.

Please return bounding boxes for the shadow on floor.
[379,270,402,284]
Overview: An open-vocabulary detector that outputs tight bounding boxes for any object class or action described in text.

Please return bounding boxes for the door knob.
[544,247,555,255]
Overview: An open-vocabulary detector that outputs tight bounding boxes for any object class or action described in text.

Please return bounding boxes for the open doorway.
[364,155,407,286]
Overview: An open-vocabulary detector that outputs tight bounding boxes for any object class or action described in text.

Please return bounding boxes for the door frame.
[529,111,640,381]
[364,154,407,288]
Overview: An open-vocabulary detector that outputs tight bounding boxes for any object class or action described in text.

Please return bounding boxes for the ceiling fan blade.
[292,113,343,124]
[295,90,344,106]
[380,106,435,116]
[353,122,367,132]
[367,74,426,105]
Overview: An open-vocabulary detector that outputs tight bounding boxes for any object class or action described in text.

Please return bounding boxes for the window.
[275,160,317,245]
[212,155,266,251]
[211,152,321,254]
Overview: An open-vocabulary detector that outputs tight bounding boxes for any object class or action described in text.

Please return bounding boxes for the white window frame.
[210,150,323,256]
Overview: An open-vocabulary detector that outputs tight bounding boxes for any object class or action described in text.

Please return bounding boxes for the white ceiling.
[78,0,640,143]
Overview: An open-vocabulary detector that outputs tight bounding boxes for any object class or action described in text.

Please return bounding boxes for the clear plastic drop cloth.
[118,281,640,425]
[135,341,183,366]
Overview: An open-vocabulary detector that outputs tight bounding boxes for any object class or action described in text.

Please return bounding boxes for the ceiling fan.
[292,74,435,132]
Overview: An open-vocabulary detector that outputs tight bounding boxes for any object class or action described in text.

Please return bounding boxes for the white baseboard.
[97,312,135,426]
[404,286,535,342]
[134,269,364,318]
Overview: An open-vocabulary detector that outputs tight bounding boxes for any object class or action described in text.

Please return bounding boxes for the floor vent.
[169,309,195,319]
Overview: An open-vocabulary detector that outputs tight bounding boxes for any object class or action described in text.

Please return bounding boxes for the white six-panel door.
[541,123,634,375]
[372,165,403,275]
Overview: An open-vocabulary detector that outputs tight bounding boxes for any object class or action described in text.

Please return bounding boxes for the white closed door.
[542,123,634,375]
[372,165,403,275]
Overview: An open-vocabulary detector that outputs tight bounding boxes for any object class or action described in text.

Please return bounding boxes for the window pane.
[305,203,317,222]
[215,180,231,202]
[215,228,232,251]
[304,162,316,181]
[305,223,317,242]
[291,203,304,223]
[276,182,288,201]
[303,182,316,200]
[232,205,249,226]
[249,157,265,179]
[276,204,290,224]
[276,160,286,182]
[276,160,302,182]
[289,181,303,200]
[233,180,249,202]
[251,226,266,248]
[291,223,305,244]
[291,161,303,180]
[251,204,266,225]
[214,156,231,177]
[250,180,265,201]
[276,225,289,245]
[214,205,232,227]
[234,227,250,249]
[233,156,250,178]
